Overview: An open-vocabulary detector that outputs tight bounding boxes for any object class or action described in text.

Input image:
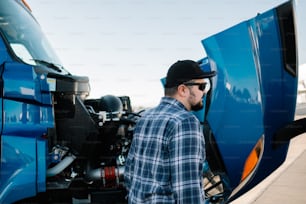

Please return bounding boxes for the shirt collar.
[160,96,188,111]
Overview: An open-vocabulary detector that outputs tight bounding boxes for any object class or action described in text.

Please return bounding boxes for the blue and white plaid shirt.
[124,97,206,203]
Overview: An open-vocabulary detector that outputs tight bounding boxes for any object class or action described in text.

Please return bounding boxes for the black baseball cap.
[165,60,216,88]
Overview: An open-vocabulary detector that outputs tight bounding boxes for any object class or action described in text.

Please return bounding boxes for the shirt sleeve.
[168,116,206,203]
[124,137,136,191]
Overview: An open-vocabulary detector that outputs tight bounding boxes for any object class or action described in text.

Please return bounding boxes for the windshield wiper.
[31,59,63,72]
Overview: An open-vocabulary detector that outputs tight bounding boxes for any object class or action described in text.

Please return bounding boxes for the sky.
[27,0,305,107]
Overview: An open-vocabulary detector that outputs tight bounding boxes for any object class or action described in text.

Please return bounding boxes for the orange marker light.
[241,136,264,181]
[21,0,32,12]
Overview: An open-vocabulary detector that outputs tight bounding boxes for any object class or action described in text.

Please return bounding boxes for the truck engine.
[45,81,142,203]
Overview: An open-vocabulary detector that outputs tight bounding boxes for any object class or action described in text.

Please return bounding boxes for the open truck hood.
[201,0,298,202]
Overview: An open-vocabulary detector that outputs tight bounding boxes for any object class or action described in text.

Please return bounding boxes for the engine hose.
[86,166,125,185]
[47,154,76,177]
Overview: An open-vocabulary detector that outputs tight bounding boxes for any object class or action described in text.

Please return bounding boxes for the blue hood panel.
[203,21,264,187]
[202,1,297,200]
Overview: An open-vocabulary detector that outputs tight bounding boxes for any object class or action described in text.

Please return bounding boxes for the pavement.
[231,104,306,204]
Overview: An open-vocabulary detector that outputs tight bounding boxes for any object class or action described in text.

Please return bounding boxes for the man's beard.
[190,101,203,111]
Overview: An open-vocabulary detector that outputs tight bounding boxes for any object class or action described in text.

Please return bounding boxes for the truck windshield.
[0,0,62,67]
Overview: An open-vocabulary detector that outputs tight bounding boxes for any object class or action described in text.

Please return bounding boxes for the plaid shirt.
[124,97,206,204]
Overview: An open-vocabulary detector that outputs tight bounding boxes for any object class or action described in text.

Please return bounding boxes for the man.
[124,60,216,203]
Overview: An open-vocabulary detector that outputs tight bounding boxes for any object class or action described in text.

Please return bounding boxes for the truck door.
[0,62,53,203]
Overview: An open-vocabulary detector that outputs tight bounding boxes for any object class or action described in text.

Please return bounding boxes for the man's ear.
[177,84,189,97]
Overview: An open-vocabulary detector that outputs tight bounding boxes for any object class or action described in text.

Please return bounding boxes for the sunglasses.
[183,79,211,92]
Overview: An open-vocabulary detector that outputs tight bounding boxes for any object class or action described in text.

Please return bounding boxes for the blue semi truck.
[0,0,302,203]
